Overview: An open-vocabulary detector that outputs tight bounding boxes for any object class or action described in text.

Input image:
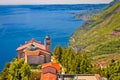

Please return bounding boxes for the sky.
[0,0,113,5]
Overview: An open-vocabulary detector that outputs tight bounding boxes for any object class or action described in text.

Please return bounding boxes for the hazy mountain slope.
[73,0,119,21]
[69,0,120,57]
[73,4,107,20]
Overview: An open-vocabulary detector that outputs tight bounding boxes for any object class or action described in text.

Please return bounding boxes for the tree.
[106,61,120,80]
[54,45,63,62]
[0,62,10,79]
[53,46,94,74]
[1,58,31,80]
[20,63,31,80]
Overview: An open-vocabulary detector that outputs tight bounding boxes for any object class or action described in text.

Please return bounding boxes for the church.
[16,35,51,65]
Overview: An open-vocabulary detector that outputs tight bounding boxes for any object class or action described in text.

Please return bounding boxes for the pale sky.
[0,0,113,5]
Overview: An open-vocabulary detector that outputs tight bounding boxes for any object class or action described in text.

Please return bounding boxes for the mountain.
[73,4,107,20]
[73,0,118,21]
[69,0,120,62]
[73,9,104,20]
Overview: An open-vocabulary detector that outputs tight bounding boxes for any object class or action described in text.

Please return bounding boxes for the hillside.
[73,9,104,20]
[69,0,120,62]
[73,0,118,21]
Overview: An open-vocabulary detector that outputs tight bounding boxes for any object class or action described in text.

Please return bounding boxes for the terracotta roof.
[16,38,46,51]
[42,67,57,74]
[39,49,50,55]
[42,62,60,73]
[41,73,57,80]
[95,61,108,67]
[100,61,107,66]
[24,49,50,56]
[110,30,120,36]
[24,49,40,56]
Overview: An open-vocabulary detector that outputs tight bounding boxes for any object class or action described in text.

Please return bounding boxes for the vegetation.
[69,0,120,62]
[99,60,120,80]
[54,45,120,80]
[1,1,120,79]
[0,58,30,80]
[0,58,41,80]
[30,69,41,80]
[53,46,94,74]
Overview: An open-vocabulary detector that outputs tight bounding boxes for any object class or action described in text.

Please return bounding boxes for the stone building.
[41,62,60,80]
[16,35,51,65]
[40,62,104,80]
[58,74,101,80]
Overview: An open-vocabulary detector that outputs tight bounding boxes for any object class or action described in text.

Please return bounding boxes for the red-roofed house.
[16,35,51,65]
[40,62,105,80]
[95,61,108,68]
[41,62,60,80]
[110,30,120,36]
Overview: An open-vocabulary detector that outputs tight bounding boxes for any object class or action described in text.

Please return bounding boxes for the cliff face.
[69,0,120,56]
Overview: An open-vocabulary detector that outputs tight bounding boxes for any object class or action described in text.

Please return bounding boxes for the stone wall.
[17,50,24,59]
[27,55,45,65]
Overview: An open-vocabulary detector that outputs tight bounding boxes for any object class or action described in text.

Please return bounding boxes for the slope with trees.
[69,0,120,62]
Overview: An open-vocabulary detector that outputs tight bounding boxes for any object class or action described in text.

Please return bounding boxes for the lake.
[0,4,106,71]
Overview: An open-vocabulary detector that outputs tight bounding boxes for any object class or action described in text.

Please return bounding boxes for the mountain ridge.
[69,0,120,61]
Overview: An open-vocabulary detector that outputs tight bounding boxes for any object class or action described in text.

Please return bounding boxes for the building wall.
[17,50,51,65]
[45,54,51,62]
[58,74,100,80]
[77,76,97,80]
[27,55,45,64]
[17,50,25,59]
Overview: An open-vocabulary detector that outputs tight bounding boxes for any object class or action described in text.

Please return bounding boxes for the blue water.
[0,4,107,71]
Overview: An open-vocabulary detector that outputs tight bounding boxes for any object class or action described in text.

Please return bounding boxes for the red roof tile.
[24,49,50,56]
[42,62,60,73]
[16,39,46,51]
[41,73,57,80]
[42,67,57,74]
[24,49,40,56]
[100,61,107,66]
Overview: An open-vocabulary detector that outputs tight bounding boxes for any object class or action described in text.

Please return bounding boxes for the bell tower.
[44,35,51,52]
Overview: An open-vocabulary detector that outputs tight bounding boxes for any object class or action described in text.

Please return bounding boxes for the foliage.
[54,45,63,63]
[30,69,40,80]
[37,65,42,70]
[69,0,120,62]
[0,62,10,80]
[53,46,120,80]
[53,46,94,74]
[0,58,31,80]
[98,60,120,80]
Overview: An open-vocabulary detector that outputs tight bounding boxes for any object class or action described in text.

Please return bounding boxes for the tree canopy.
[0,58,31,80]
[53,46,93,74]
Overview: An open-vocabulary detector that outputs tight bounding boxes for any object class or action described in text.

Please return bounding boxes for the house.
[110,30,120,36]
[16,35,51,65]
[41,62,60,80]
[58,74,101,80]
[95,61,107,69]
[40,62,104,80]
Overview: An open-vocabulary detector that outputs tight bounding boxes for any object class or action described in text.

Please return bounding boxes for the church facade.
[16,35,51,65]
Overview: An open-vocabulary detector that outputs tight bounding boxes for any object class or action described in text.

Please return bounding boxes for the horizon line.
[0,3,109,6]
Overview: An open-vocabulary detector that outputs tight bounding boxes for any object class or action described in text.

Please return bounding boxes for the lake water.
[0,4,106,71]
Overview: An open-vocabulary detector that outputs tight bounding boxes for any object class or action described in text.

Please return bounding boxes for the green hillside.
[69,0,120,62]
